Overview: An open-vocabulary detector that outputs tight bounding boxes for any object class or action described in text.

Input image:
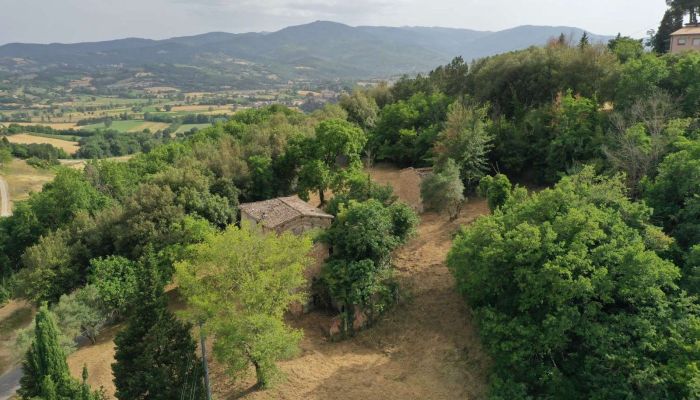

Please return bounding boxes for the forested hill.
[0,21,611,90]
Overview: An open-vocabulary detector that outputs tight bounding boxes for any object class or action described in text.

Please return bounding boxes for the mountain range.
[0,21,612,91]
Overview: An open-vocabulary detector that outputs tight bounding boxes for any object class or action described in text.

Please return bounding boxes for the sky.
[0,0,668,44]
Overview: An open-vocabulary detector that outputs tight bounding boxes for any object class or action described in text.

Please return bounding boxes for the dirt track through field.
[0,176,10,216]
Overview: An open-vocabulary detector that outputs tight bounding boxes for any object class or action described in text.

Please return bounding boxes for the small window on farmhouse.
[678,38,687,45]
[693,38,700,46]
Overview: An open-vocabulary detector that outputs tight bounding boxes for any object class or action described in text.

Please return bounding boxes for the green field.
[175,123,211,134]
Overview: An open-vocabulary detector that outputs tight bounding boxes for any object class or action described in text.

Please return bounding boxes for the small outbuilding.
[239,195,334,235]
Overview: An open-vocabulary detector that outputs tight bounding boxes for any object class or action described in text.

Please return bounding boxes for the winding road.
[0,176,9,217]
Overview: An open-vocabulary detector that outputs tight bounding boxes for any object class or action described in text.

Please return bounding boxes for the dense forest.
[3,5,700,399]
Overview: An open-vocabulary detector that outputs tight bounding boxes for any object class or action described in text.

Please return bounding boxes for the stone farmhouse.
[239,195,333,235]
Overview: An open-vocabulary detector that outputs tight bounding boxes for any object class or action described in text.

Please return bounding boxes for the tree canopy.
[448,168,700,399]
[176,224,311,387]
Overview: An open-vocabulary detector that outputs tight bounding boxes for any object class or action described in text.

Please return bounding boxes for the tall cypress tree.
[19,305,75,399]
[112,254,205,400]
[654,7,686,53]
[19,305,102,400]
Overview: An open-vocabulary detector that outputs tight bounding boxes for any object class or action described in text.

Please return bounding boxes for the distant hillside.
[0,21,612,91]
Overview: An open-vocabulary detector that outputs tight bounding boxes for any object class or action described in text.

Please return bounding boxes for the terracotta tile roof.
[672,26,700,35]
[239,195,333,229]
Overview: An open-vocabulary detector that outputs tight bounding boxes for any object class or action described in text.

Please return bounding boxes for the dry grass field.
[1,158,55,208]
[5,133,80,154]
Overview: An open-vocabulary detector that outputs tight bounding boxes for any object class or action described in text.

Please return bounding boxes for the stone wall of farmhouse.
[240,210,259,227]
[274,215,333,235]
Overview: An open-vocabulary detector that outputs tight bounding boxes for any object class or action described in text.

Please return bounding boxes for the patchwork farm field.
[5,133,80,154]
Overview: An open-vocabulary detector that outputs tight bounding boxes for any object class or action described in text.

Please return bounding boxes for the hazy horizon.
[0,0,666,45]
[0,21,615,46]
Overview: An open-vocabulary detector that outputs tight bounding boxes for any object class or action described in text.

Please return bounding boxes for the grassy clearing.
[5,133,80,154]
[1,158,55,205]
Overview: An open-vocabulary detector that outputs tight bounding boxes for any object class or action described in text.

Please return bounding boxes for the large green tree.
[296,119,367,204]
[668,0,700,24]
[52,285,108,345]
[448,167,700,399]
[545,91,606,180]
[88,256,139,314]
[321,199,417,334]
[477,173,513,211]
[433,102,493,189]
[176,224,311,388]
[339,88,380,131]
[608,34,644,63]
[371,92,451,166]
[0,146,11,167]
[653,8,684,53]
[0,168,110,275]
[644,137,700,292]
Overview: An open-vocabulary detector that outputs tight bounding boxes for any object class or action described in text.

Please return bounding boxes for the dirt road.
[0,176,9,217]
[0,367,21,400]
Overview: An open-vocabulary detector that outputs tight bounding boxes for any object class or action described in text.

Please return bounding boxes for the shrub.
[420,159,465,220]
